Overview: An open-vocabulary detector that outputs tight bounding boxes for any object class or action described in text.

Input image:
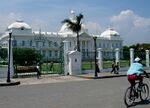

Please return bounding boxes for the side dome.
[100,28,120,38]
[7,20,31,30]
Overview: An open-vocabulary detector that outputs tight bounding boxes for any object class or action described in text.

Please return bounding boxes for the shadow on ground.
[128,99,150,108]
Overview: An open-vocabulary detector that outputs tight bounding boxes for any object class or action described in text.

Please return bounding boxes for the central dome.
[59,10,88,34]
[7,20,31,30]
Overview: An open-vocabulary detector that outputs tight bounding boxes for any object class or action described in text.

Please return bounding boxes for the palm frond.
[76,13,83,24]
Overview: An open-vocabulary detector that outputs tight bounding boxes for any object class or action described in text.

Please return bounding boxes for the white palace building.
[0,11,123,61]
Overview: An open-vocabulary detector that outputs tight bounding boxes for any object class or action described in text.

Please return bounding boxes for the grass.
[82,60,130,70]
[41,63,63,74]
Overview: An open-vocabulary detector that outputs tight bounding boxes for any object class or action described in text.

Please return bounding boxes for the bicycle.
[124,79,149,107]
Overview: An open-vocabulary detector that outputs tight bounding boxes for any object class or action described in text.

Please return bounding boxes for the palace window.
[107,43,109,48]
[22,41,25,46]
[43,42,45,46]
[36,41,39,48]
[103,43,105,48]
[70,42,71,47]
[30,40,32,47]
[99,43,101,48]
[42,50,46,57]
[49,51,52,57]
[49,41,52,47]
[54,42,58,47]
[13,40,17,47]
[55,51,58,58]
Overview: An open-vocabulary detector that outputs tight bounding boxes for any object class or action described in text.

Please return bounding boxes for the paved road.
[0,77,150,108]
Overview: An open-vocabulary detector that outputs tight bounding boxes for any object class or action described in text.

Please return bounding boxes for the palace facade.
[0,11,123,61]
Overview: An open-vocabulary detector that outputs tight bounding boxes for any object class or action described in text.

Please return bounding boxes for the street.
[0,77,150,108]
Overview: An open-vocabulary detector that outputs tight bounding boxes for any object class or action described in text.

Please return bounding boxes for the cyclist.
[127,57,149,89]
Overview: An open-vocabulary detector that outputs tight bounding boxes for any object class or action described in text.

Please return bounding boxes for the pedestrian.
[115,62,119,74]
[49,62,54,71]
[96,63,100,73]
[111,60,116,74]
[36,63,41,79]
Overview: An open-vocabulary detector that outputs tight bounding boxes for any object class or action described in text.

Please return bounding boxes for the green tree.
[13,48,42,66]
[0,48,7,60]
[123,46,130,60]
[62,13,83,52]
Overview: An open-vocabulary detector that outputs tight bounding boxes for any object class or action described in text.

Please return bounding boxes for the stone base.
[0,80,20,86]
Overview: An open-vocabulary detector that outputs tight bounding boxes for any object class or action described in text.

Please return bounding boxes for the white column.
[130,48,134,64]
[63,40,70,75]
[146,50,150,68]
[115,48,120,63]
[97,48,103,70]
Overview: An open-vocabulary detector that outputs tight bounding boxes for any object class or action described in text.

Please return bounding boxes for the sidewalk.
[0,69,150,86]
[0,71,126,86]
[77,68,150,79]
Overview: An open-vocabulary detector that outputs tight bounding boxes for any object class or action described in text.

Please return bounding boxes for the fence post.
[146,50,150,68]
[63,40,69,75]
[97,48,103,70]
[130,48,134,65]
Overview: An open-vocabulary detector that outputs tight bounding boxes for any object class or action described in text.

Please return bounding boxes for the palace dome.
[7,20,31,30]
[100,28,120,38]
[59,10,88,34]
[59,23,87,33]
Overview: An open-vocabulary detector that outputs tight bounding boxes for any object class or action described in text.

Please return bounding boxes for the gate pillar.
[97,48,103,70]
[146,50,150,68]
[68,51,82,75]
[63,40,69,75]
[130,48,134,65]
[115,48,120,63]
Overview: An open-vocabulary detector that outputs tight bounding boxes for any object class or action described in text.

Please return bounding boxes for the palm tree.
[62,13,83,52]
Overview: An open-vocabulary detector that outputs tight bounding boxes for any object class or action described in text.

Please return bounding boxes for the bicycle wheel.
[140,83,149,101]
[124,87,135,107]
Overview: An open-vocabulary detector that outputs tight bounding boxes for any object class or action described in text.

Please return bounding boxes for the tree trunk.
[77,32,80,52]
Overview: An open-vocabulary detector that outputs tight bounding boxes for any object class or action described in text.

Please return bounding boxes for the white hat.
[134,57,141,62]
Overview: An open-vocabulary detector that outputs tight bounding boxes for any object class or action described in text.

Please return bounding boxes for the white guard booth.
[68,50,82,75]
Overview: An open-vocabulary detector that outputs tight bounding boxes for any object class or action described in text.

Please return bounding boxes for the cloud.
[30,19,49,31]
[0,12,55,33]
[84,22,104,35]
[110,10,150,45]
[0,12,23,32]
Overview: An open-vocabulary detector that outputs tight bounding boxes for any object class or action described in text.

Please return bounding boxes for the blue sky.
[0,0,150,45]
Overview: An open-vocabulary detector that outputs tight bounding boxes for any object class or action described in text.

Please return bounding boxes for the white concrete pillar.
[146,50,150,68]
[115,48,120,63]
[68,51,82,75]
[63,40,70,75]
[10,37,14,77]
[130,48,134,64]
[97,48,103,70]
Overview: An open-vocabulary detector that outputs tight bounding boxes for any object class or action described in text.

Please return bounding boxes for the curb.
[76,74,127,79]
[77,72,150,79]
[0,81,20,87]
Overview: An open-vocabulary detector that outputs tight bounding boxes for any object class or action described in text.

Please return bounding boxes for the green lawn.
[82,60,130,70]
